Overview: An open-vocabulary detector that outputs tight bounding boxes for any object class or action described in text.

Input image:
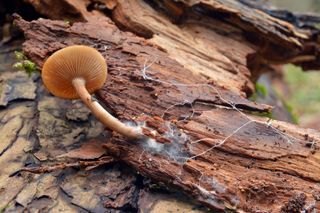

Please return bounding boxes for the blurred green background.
[259,0,320,129]
[270,0,320,13]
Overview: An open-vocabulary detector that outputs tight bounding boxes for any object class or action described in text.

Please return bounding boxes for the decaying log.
[11,0,320,212]
[24,0,320,82]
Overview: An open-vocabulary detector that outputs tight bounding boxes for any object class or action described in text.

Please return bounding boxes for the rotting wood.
[24,0,320,85]
[13,0,320,212]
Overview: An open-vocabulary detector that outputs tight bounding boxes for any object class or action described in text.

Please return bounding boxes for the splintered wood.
[13,0,320,212]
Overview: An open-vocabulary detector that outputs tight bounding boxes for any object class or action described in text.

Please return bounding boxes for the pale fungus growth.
[41,45,141,139]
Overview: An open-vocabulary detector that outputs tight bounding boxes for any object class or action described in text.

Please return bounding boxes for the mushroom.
[41,45,141,139]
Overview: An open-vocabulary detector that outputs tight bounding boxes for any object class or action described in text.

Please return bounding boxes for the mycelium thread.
[141,58,307,189]
[140,58,306,160]
[140,58,312,204]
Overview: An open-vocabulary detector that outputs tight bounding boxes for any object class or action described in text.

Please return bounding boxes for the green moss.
[12,51,38,77]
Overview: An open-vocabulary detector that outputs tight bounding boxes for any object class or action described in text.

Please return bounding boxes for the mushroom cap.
[42,45,107,99]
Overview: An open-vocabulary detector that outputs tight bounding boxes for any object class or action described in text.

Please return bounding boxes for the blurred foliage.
[250,83,268,101]
[255,83,268,98]
[281,96,299,124]
[12,51,38,76]
[281,64,320,121]
[269,0,320,127]
[270,0,320,13]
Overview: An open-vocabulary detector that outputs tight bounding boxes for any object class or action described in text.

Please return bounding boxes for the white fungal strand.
[140,58,303,162]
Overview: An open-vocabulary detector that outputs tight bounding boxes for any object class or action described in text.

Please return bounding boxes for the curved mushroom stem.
[72,78,141,139]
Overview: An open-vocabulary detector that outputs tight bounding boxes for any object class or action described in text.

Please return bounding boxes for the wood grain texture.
[14,0,320,212]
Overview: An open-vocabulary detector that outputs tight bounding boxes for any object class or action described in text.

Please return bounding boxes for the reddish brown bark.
[13,0,320,212]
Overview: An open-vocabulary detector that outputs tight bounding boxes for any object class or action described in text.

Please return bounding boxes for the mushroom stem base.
[72,78,141,139]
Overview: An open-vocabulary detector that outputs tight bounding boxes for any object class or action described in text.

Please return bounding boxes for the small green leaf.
[23,60,36,70]
[12,62,24,70]
[14,51,26,60]
[12,56,38,77]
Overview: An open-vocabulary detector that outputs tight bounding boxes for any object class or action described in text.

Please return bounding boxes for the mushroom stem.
[72,78,141,139]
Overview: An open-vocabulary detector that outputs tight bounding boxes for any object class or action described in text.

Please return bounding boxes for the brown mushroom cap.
[42,45,107,99]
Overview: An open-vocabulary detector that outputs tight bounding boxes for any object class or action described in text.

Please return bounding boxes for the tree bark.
[8,0,320,212]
